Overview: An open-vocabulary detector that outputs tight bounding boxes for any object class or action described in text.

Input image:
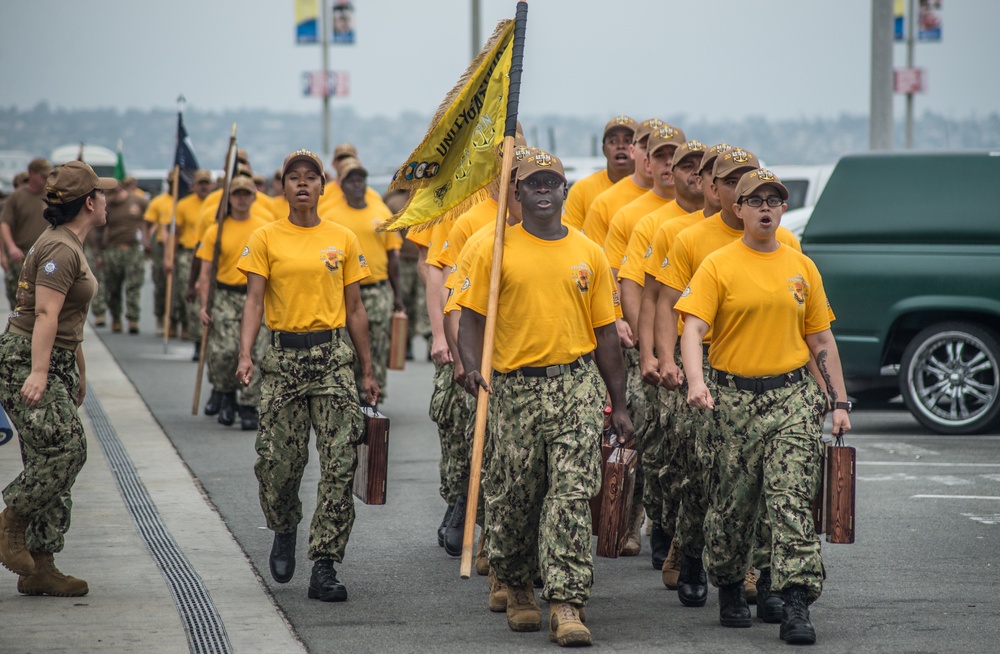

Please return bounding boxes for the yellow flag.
[383,20,515,231]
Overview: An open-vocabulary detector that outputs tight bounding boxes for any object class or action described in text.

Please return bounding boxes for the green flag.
[113,140,126,181]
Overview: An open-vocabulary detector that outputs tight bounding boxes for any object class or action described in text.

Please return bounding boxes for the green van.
[801,151,1000,434]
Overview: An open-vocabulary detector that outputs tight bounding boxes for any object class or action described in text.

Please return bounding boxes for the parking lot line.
[911,495,1000,500]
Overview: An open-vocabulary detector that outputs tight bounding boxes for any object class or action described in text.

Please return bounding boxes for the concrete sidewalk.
[0,324,305,654]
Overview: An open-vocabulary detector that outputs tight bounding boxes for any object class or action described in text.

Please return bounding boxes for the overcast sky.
[2,0,997,123]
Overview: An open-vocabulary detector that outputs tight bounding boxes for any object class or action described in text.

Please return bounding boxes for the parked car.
[801,151,1000,434]
[767,164,834,211]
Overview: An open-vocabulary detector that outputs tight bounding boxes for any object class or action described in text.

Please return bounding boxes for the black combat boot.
[757,568,785,623]
[204,389,223,416]
[269,531,296,583]
[443,494,467,557]
[677,554,708,607]
[238,405,259,431]
[780,585,816,644]
[719,580,752,628]
[217,392,237,426]
[650,522,670,570]
[308,560,347,602]
[438,504,454,547]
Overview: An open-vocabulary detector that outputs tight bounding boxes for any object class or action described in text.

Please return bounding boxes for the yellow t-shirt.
[317,184,386,215]
[443,221,495,315]
[659,214,801,292]
[406,222,435,249]
[196,214,269,286]
[143,192,174,243]
[237,219,370,332]
[604,191,672,269]
[269,194,290,221]
[431,198,498,269]
[174,193,207,249]
[581,176,646,246]
[563,169,612,231]
[617,202,690,285]
[423,217,458,270]
[645,210,708,279]
[199,191,276,239]
[457,225,619,373]
[674,239,834,377]
[323,203,402,284]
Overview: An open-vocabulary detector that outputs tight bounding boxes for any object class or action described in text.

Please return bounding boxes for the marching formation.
[0,111,851,649]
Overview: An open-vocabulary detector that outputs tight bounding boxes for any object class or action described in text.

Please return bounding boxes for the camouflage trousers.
[346,282,392,400]
[429,360,471,504]
[3,258,23,311]
[151,242,174,323]
[173,249,200,341]
[206,287,268,406]
[82,245,106,318]
[102,245,145,322]
[668,350,712,557]
[254,336,364,562]
[486,362,604,605]
[398,258,431,341]
[640,382,678,530]
[0,332,86,554]
[623,347,646,506]
[703,370,826,601]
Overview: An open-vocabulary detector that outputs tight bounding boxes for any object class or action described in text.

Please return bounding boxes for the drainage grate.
[84,388,233,654]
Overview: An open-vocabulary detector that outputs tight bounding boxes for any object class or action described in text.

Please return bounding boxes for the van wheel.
[900,322,1000,434]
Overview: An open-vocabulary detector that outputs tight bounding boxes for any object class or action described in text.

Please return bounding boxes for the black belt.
[501,354,593,378]
[271,329,341,349]
[361,279,388,288]
[216,282,247,294]
[702,343,711,356]
[713,366,806,393]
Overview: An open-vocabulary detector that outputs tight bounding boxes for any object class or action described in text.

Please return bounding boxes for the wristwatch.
[834,401,852,413]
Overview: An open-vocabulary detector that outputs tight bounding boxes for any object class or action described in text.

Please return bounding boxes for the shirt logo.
[787,274,808,305]
[572,262,591,293]
[660,256,669,268]
[643,246,653,259]
[359,254,369,268]
[321,247,344,273]
[461,277,470,291]
[241,246,250,257]
[43,260,57,275]
[612,290,621,307]
[681,286,691,298]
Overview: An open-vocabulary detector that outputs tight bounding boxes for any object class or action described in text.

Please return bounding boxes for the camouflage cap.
[44,161,117,205]
[712,147,760,180]
[736,168,789,202]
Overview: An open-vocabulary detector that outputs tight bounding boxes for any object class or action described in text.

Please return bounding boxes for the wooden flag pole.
[192,123,238,415]
[163,164,181,353]
[460,0,528,580]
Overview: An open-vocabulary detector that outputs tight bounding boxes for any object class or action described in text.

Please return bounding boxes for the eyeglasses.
[741,196,783,208]
[521,176,563,190]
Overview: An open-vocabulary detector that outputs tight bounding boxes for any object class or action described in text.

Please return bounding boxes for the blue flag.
[174,112,200,198]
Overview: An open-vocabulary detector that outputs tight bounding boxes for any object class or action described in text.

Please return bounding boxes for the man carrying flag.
[457,151,632,647]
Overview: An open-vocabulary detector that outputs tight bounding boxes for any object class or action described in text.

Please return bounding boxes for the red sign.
[894,67,926,94]
[302,70,350,98]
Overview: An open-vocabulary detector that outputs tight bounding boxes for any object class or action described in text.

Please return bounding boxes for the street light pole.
[905,0,916,149]
[321,0,331,156]
[869,0,894,151]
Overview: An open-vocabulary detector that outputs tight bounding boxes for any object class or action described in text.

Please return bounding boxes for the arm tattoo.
[817,349,837,406]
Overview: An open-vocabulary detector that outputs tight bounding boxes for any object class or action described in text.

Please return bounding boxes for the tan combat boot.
[661,540,682,589]
[744,568,759,603]
[17,552,88,596]
[475,530,489,576]
[111,318,123,333]
[128,320,140,334]
[619,504,645,556]
[506,584,541,632]
[488,567,508,612]
[549,601,592,647]
[0,507,35,575]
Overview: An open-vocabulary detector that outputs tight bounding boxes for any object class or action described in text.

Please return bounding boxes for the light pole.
[869,0,894,151]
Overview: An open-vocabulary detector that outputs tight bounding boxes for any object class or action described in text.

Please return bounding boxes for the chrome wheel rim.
[909,330,999,429]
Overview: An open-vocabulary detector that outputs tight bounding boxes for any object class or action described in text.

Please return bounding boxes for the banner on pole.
[917,0,941,41]
[332,1,356,44]
[302,70,350,97]
[296,0,319,44]
[894,67,927,94]
[383,20,515,231]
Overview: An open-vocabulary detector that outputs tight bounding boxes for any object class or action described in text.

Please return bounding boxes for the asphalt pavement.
[2,276,999,653]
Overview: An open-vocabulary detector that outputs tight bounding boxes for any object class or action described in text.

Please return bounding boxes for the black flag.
[174,111,200,198]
